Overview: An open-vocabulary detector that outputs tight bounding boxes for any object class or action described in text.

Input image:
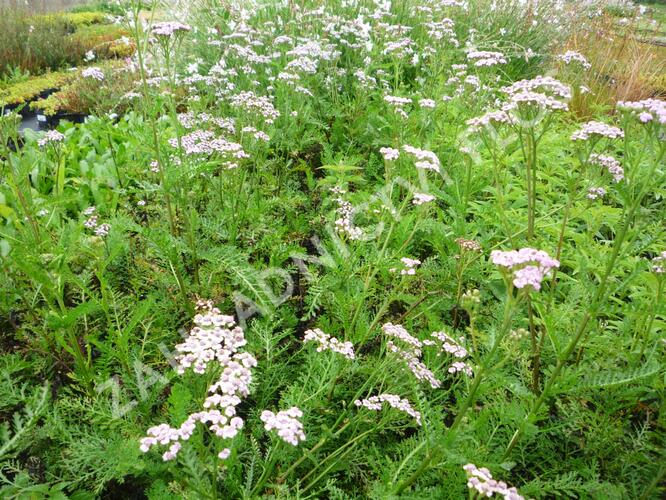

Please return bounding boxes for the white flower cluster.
[557,50,591,70]
[380,147,400,161]
[228,91,280,123]
[384,95,412,119]
[303,328,355,360]
[463,464,525,500]
[332,187,364,240]
[169,130,248,162]
[466,110,514,130]
[503,91,569,113]
[617,98,666,124]
[652,251,666,274]
[178,111,236,133]
[418,98,436,109]
[587,186,606,200]
[354,394,422,425]
[403,145,440,172]
[392,257,421,275]
[140,302,257,461]
[37,130,65,147]
[82,206,110,237]
[502,76,572,100]
[382,37,416,59]
[260,407,306,446]
[412,192,435,205]
[382,323,441,388]
[466,76,571,128]
[589,154,624,182]
[490,248,560,291]
[571,121,624,141]
[81,67,105,81]
[151,21,192,38]
[448,361,473,376]
[466,50,507,67]
[424,18,458,46]
[430,330,468,359]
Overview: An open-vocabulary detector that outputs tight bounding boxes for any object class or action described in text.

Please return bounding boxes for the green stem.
[503,148,663,458]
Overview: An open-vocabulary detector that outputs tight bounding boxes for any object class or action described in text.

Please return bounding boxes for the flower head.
[303,328,355,360]
[571,121,624,141]
[82,67,104,81]
[354,394,421,425]
[463,463,525,499]
[652,251,666,274]
[490,248,559,291]
[261,407,306,446]
[37,130,65,147]
[617,98,666,125]
[151,21,192,38]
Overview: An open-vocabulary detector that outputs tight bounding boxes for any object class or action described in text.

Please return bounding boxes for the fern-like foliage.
[578,361,661,391]
[0,383,49,461]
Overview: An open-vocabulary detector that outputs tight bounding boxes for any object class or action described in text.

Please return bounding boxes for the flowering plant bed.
[0,1,664,499]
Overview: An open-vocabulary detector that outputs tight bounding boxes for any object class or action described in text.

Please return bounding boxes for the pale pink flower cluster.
[354,394,422,425]
[384,95,412,118]
[260,407,306,446]
[151,21,192,37]
[502,76,571,100]
[403,145,440,171]
[587,187,606,200]
[557,50,591,70]
[382,323,423,351]
[396,257,421,275]
[82,206,110,237]
[412,192,436,205]
[332,188,363,240]
[456,237,482,252]
[140,303,257,461]
[241,126,270,142]
[303,328,355,360]
[652,251,666,274]
[431,331,468,359]
[37,130,65,147]
[170,130,248,161]
[228,91,280,123]
[382,323,473,382]
[81,67,104,81]
[571,121,624,141]
[387,339,442,388]
[490,248,560,291]
[503,91,568,113]
[380,147,400,161]
[468,77,570,131]
[463,464,525,499]
[467,50,507,67]
[617,98,666,124]
[178,112,235,133]
[466,110,513,130]
[419,98,436,109]
[590,154,624,182]
[382,37,415,59]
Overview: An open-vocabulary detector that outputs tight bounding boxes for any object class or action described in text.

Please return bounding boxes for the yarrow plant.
[37,130,65,148]
[571,121,624,141]
[303,328,355,360]
[354,394,422,425]
[81,67,105,81]
[463,464,525,499]
[490,248,560,291]
[140,301,257,461]
[260,407,306,446]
